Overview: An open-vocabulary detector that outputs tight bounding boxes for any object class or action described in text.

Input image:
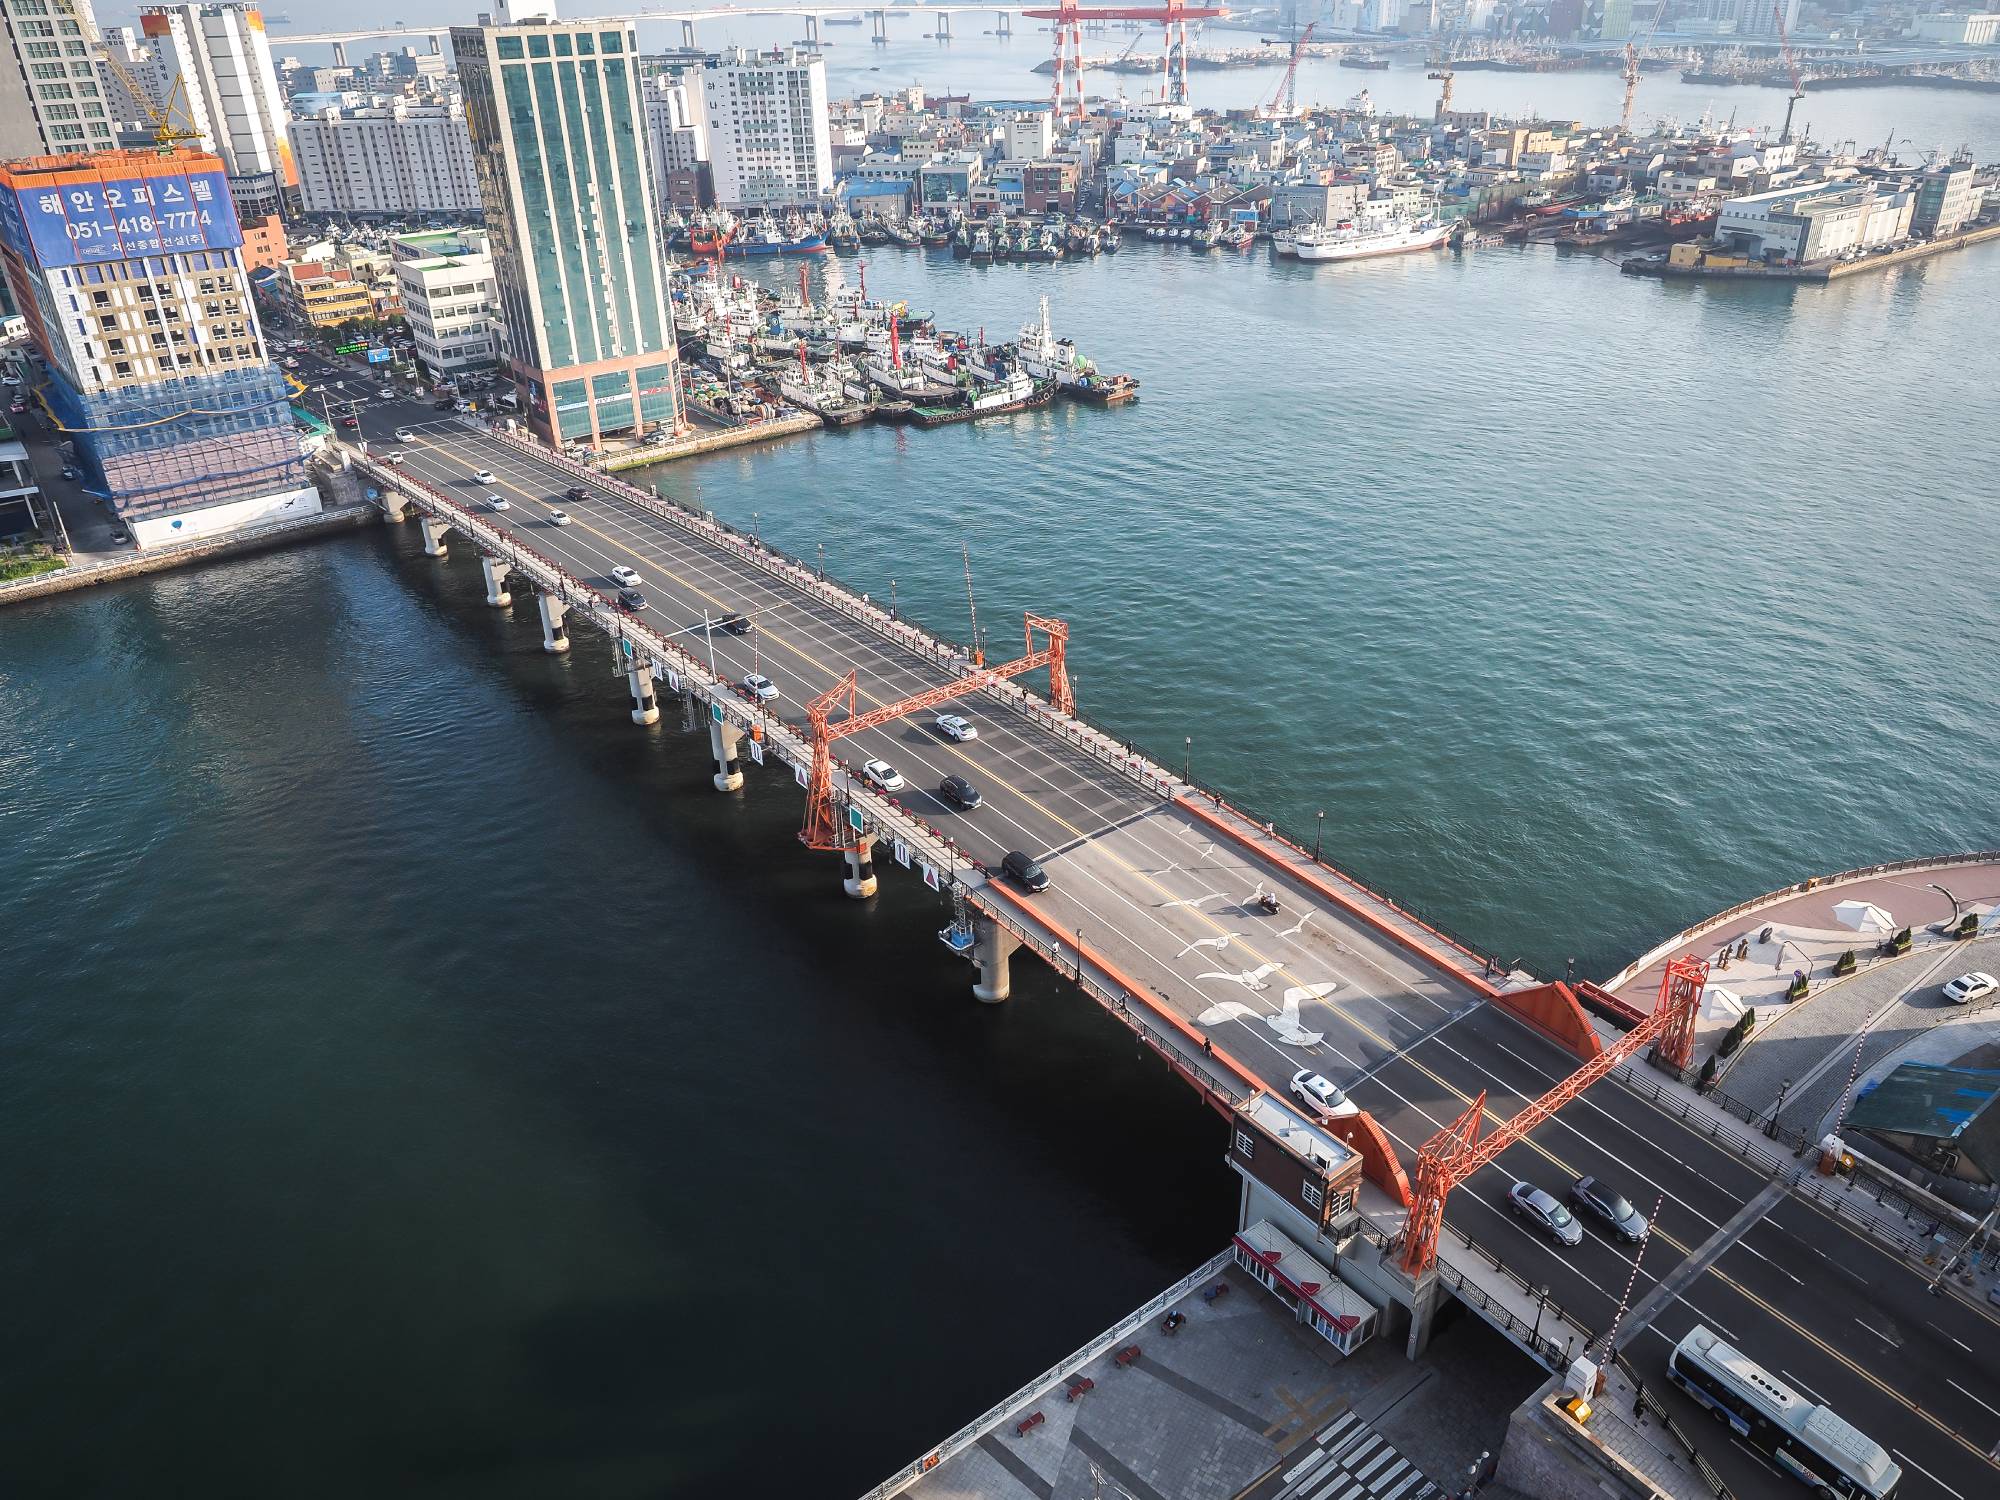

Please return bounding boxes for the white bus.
[1668,1326,1901,1500]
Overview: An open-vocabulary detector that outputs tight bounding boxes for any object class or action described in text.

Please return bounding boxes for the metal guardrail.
[1599,851,2000,992]
[1435,1227,1597,1372]
[1616,1353,1736,1500]
[855,1249,1236,1500]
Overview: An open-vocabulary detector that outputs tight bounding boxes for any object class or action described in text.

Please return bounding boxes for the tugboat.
[779,344,868,427]
[908,366,1052,426]
[969,226,994,264]
[826,210,861,251]
[1013,296,1139,406]
[866,315,960,403]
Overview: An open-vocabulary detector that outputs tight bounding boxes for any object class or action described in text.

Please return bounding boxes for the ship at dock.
[1014,297,1140,406]
[1274,211,1452,263]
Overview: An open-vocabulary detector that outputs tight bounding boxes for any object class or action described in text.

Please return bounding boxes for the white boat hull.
[1291,221,1452,262]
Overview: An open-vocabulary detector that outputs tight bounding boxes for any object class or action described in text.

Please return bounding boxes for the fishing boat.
[1013,296,1140,406]
[969,227,994,264]
[724,220,827,257]
[780,346,868,426]
[907,371,1051,427]
[867,316,959,402]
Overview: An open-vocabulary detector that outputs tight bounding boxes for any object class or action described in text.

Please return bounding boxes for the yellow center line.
[426,438,1994,1463]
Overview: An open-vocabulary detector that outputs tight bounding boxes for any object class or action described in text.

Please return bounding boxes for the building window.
[1234,1130,1254,1158]
[1301,1180,1324,1212]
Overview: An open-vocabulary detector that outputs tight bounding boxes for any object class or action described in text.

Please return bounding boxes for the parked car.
[617,588,647,613]
[938,775,982,809]
[610,565,640,587]
[1288,1070,1358,1120]
[1508,1181,1583,1247]
[1943,972,1998,1005]
[1001,850,1048,892]
[934,713,977,742]
[106,527,130,544]
[742,673,779,701]
[1569,1176,1647,1243]
[861,759,906,793]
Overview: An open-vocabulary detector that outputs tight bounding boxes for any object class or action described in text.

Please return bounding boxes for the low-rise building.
[1911,160,1979,236]
[391,228,498,379]
[277,259,373,326]
[1712,181,1904,263]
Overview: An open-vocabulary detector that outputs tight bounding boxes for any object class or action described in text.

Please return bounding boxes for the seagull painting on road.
[1195,981,1335,1048]
[1275,913,1309,939]
[1175,931,1241,959]
[1196,961,1283,992]
[1158,891,1220,912]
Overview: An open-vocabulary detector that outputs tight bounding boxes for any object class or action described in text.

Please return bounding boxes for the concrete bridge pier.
[331,40,348,67]
[480,555,512,608]
[709,718,744,792]
[871,10,887,45]
[419,514,451,557]
[936,11,951,40]
[996,11,1011,36]
[803,14,818,44]
[537,592,570,654]
[377,485,408,523]
[681,18,697,47]
[1403,1269,1442,1358]
[627,662,660,726]
[971,916,1020,1002]
[842,836,878,899]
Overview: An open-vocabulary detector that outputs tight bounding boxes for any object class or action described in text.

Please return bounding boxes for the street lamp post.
[1313,809,1325,862]
[1184,735,1191,784]
[1768,1077,1793,1138]
[1531,1284,1551,1346]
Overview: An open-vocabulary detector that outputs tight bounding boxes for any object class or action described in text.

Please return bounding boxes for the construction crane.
[1618,3,1667,137]
[1773,0,1805,145]
[1425,46,1455,122]
[1261,20,1316,117]
[99,50,203,151]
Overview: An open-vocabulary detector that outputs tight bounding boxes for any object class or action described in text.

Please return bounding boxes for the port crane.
[1260,20,1316,118]
[1618,2,1669,136]
[1024,0,1229,120]
[1773,0,1806,145]
[1425,35,1457,121]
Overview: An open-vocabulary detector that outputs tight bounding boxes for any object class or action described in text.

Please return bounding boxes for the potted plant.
[1834,949,1857,976]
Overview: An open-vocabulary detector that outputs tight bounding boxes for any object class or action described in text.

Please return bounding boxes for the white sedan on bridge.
[484,495,510,512]
[934,713,978,742]
[1289,1070,1358,1121]
[610,565,641,588]
[743,674,780,702]
[471,469,495,484]
[861,759,906,793]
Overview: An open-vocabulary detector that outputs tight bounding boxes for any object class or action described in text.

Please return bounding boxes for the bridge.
[278,6,1038,63]
[326,401,2000,1500]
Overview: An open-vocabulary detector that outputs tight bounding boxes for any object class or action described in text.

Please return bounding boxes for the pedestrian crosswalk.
[1258,1409,1441,1500]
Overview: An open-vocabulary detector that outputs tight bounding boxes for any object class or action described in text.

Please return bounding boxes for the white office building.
[291,97,482,216]
[700,46,833,210]
[137,3,296,214]
[1913,12,2000,44]
[392,228,499,377]
[1,0,118,154]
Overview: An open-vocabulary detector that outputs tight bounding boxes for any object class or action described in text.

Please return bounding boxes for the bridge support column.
[480,555,512,608]
[997,11,1011,36]
[871,10,886,45]
[378,487,408,523]
[841,836,878,899]
[537,592,570,654]
[804,14,818,44]
[709,718,743,792]
[627,663,659,726]
[681,18,696,47]
[971,917,1019,1003]
[419,513,450,557]
[937,11,951,40]
[1403,1270,1442,1359]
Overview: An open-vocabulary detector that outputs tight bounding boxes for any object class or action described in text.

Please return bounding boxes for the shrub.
[1787,973,1810,1000]
[1718,1009,1757,1056]
[1834,949,1857,976]
[1698,1056,1718,1089]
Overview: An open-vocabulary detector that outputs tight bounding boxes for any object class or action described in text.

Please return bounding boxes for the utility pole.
[961,540,982,665]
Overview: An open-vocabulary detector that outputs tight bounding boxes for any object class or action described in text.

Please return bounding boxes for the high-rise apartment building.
[290,97,482,216]
[137,4,296,217]
[643,68,710,208]
[452,2,681,447]
[699,47,832,210]
[0,146,315,544]
[2,0,118,154]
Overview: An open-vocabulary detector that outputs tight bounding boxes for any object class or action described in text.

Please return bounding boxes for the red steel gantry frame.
[799,614,1074,852]
[1023,0,1227,121]
[1397,955,1708,1277]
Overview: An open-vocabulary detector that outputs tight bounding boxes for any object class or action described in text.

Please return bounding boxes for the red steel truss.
[799,614,1073,851]
[1397,955,1708,1275]
[1022,1,1227,120]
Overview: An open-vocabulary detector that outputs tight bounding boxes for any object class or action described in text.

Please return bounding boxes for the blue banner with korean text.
[3,165,242,269]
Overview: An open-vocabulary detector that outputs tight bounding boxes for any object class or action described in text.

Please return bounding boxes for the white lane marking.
[1780,1369,1828,1405]
[1853,1317,1901,1347]
[1946,1378,2000,1420]
[1892,1448,1966,1500]
[1952,1336,1973,1353]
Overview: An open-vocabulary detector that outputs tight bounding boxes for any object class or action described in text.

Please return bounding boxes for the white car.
[385,450,406,465]
[484,495,510,511]
[610,565,641,587]
[1943,971,1998,1005]
[547,509,572,527]
[392,427,415,442]
[471,469,495,484]
[1289,1070,1359,1120]
[934,713,978,742]
[861,759,906,793]
[2,371,21,386]
[742,673,779,701]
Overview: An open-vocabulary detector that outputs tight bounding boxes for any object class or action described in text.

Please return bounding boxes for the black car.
[939,775,982,810]
[434,398,456,411]
[564,485,589,502]
[714,611,751,636]
[1001,851,1048,893]
[1569,1176,1647,1243]
[617,588,648,612]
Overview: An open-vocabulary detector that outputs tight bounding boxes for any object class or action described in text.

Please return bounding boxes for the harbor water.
[10,34,2000,1499]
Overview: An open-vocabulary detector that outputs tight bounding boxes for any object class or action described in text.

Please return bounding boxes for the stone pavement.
[1719,935,2000,1137]
[888,1257,1539,1500]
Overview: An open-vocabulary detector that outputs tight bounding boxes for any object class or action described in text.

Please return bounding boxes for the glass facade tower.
[451,10,681,448]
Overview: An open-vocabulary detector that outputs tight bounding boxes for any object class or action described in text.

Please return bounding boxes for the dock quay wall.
[0,483,376,610]
[1625,221,2000,282]
[597,412,822,473]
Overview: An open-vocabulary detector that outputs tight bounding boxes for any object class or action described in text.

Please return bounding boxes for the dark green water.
[4,229,1997,1497]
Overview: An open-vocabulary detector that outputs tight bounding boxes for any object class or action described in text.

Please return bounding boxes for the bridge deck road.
[373,413,1491,1099]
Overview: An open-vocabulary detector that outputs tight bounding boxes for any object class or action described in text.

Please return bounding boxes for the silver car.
[1508,1181,1583,1247]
